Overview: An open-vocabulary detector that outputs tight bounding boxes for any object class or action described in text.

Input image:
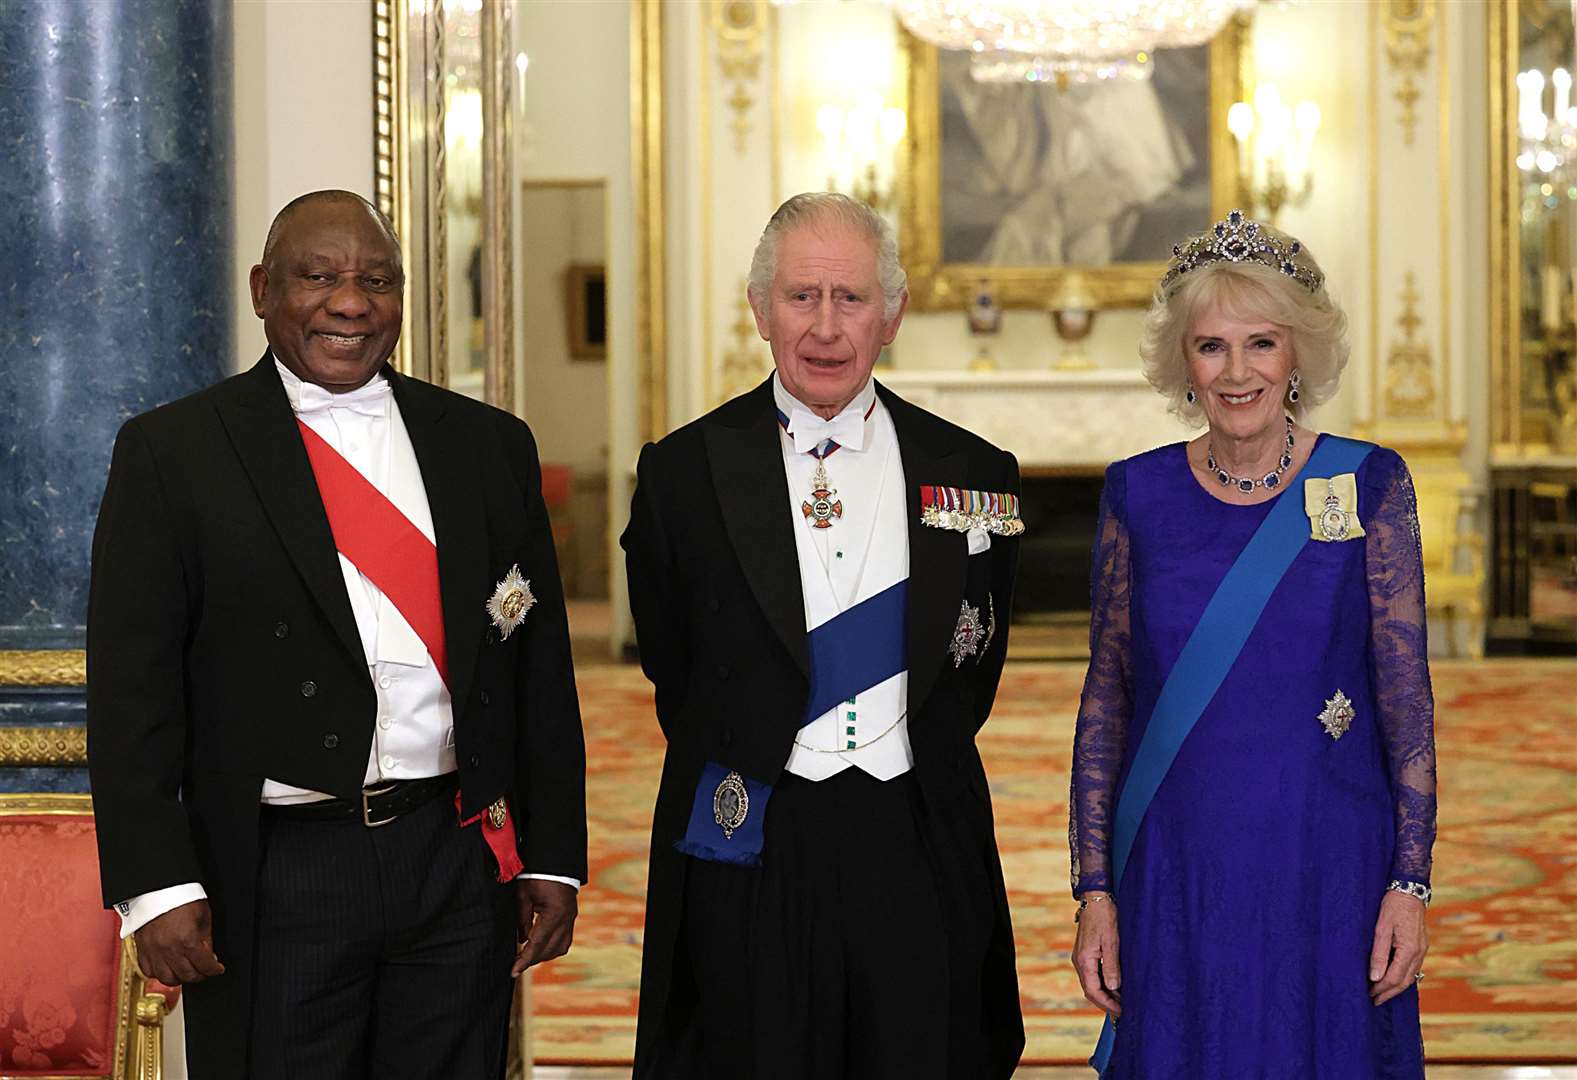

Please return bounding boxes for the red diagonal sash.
[297,420,523,881]
[296,420,450,687]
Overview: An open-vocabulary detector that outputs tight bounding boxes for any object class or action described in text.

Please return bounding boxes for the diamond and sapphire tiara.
[1159,209,1324,298]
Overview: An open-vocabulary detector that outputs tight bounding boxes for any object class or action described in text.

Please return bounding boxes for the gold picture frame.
[899,21,1248,310]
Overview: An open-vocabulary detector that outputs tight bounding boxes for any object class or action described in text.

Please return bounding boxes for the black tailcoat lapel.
[214,355,366,674]
[703,379,810,679]
[879,382,969,717]
[388,369,488,710]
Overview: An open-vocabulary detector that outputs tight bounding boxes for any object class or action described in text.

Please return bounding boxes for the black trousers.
[246,793,517,1079]
[677,768,951,1080]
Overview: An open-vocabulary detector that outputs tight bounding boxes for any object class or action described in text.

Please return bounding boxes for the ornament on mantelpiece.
[967,278,1001,372]
[1049,272,1097,371]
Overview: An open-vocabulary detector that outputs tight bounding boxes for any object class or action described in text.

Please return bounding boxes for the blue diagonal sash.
[1091,436,1373,1074]
[674,580,908,866]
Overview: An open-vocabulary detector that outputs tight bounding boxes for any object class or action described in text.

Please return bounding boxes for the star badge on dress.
[713,770,749,839]
[1318,689,1356,740]
[485,564,536,641]
[801,459,844,529]
[949,600,986,668]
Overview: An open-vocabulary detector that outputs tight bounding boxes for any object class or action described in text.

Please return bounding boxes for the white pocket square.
[967,527,991,555]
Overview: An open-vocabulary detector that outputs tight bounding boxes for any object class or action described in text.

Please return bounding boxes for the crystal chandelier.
[893,0,1244,84]
[1517,67,1577,206]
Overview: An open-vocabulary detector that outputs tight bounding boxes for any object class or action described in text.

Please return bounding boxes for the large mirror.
[373,0,514,407]
[1492,0,1577,454]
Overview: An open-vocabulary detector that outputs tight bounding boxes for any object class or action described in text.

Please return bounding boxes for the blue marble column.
[0,0,233,790]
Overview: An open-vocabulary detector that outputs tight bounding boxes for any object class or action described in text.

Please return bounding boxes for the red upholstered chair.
[0,793,177,1079]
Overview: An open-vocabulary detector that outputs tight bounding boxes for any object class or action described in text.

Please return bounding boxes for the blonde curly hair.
[1139,237,1348,427]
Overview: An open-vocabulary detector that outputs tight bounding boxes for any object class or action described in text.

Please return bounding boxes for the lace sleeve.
[1069,463,1133,897]
[1364,451,1438,887]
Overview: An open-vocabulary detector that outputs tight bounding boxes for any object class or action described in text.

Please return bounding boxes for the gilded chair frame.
[898,20,1248,311]
[0,793,171,1080]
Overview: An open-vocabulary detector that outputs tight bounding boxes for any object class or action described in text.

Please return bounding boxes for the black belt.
[261,773,460,828]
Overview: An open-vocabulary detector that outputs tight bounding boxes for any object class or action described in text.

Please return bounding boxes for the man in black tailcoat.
[87,190,586,1078]
[623,192,1026,1078]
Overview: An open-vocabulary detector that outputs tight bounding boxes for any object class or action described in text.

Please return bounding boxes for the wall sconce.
[817,91,906,213]
[1226,84,1319,227]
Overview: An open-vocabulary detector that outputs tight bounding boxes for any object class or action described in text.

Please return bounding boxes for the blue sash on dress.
[674,580,907,866]
[1091,436,1373,1074]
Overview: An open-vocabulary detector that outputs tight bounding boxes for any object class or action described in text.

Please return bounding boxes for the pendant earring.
[1287,369,1302,404]
[1185,383,1197,406]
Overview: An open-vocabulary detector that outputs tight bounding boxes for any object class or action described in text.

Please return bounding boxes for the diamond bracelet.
[1388,879,1431,905]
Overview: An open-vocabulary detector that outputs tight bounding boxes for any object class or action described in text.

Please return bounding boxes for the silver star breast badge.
[949,600,985,668]
[1318,689,1356,740]
[485,564,536,641]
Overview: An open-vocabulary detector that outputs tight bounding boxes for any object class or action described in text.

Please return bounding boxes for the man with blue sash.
[622,193,1026,1079]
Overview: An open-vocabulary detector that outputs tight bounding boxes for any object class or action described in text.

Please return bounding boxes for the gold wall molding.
[633,0,668,441]
[1383,271,1438,417]
[1367,0,1455,445]
[712,0,766,154]
[0,725,87,766]
[721,285,769,402]
[371,0,445,384]
[481,0,515,413]
[1384,0,1435,147]
[0,649,86,686]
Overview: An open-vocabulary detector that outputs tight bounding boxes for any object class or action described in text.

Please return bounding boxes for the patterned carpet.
[531,658,1577,1064]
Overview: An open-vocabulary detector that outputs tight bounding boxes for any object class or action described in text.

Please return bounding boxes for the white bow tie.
[786,405,867,455]
[293,378,392,419]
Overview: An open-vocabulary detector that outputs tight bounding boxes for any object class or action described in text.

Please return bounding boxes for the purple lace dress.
[1070,439,1437,1079]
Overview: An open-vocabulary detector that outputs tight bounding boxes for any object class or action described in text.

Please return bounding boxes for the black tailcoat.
[622,379,1025,1077]
[86,355,587,1076]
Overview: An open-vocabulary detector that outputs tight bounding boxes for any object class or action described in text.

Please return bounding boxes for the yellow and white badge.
[1303,473,1366,542]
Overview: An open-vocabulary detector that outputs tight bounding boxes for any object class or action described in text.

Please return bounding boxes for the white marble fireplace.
[877,369,1193,471]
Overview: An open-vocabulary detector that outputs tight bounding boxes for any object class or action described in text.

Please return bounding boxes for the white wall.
[512,0,633,644]
[232,0,375,371]
[520,184,611,476]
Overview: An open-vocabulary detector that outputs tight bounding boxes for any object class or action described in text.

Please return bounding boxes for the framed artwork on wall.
[899,22,1247,310]
[564,263,608,362]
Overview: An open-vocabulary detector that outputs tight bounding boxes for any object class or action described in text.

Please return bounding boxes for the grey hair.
[747,192,907,319]
[1139,236,1348,427]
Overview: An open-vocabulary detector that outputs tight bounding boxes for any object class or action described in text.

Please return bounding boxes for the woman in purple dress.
[1068,212,1437,1078]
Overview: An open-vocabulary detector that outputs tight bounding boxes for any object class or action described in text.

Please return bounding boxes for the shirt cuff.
[515,872,583,891]
[115,882,209,939]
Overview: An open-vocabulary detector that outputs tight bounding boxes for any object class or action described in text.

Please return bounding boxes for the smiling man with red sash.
[86,191,587,1079]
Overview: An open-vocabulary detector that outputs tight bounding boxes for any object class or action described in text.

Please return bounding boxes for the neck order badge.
[777,401,877,530]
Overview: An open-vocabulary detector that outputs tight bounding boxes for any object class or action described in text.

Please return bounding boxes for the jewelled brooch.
[1318,689,1356,740]
[486,796,509,829]
[485,564,536,641]
[713,770,749,839]
[1303,473,1366,543]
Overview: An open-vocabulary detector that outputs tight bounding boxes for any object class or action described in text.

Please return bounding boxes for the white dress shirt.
[774,374,914,782]
[116,359,575,938]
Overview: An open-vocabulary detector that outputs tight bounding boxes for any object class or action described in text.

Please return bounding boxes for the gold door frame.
[1488,0,1524,455]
